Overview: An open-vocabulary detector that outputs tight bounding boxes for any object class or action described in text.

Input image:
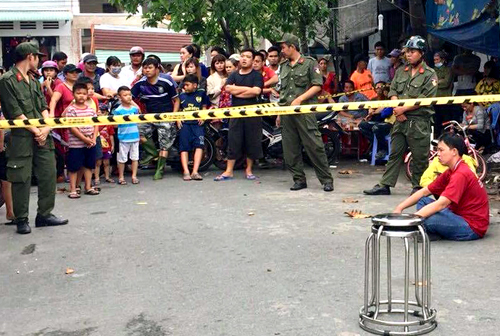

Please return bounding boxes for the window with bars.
[20,21,37,30]
[43,21,60,29]
[0,22,14,30]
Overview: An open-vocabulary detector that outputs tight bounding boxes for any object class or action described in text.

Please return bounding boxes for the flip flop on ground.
[191,173,203,181]
[68,192,81,199]
[84,188,100,195]
[214,174,233,181]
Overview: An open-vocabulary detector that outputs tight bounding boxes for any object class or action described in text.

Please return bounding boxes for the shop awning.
[0,11,73,22]
[426,0,499,56]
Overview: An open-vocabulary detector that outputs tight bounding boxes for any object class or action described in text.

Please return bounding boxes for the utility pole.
[329,0,340,81]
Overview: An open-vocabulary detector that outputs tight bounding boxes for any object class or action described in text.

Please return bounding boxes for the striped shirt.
[113,105,140,142]
[65,104,97,148]
[131,75,178,113]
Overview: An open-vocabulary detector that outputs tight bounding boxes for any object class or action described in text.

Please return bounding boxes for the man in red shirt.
[393,133,489,240]
[253,52,278,102]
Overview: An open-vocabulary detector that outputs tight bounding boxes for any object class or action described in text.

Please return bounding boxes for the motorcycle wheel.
[198,135,216,172]
[303,128,340,166]
[171,135,216,172]
[213,137,245,171]
[405,156,413,181]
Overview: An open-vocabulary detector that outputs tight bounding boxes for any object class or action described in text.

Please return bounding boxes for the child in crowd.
[113,86,140,185]
[179,58,207,91]
[74,77,104,190]
[95,124,115,185]
[40,61,62,106]
[177,74,209,181]
[64,83,99,198]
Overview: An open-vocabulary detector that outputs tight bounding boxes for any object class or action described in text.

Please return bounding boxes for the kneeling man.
[393,133,489,241]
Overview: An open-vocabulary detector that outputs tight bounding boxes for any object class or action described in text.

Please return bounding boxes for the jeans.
[416,197,481,241]
[358,121,392,151]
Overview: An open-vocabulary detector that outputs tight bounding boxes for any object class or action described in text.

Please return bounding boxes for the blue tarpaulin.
[426,0,499,56]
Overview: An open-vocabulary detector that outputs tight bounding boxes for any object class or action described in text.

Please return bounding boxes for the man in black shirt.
[214,49,264,181]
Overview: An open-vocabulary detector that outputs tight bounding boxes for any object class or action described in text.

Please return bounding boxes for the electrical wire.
[330,0,372,10]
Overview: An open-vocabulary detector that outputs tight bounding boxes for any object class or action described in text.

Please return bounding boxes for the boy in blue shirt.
[177,74,209,181]
[114,86,141,185]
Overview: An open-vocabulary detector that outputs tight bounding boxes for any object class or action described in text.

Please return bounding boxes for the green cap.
[277,34,300,48]
[14,42,46,59]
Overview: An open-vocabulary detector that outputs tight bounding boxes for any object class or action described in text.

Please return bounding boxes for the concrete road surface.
[1,162,499,336]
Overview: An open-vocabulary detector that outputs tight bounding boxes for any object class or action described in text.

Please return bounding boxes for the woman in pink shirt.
[49,64,82,181]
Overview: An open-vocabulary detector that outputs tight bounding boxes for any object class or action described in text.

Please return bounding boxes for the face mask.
[111,66,122,75]
[435,62,443,68]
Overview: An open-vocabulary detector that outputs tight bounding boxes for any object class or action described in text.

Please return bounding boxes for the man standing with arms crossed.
[364,36,438,196]
[0,42,68,234]
[277,35,334,192]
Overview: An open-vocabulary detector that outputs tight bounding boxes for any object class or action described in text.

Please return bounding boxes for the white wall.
[0,0,73,11]
[0,21,72,38]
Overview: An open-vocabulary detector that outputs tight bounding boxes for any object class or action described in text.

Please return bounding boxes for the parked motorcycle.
[212,113,342,170]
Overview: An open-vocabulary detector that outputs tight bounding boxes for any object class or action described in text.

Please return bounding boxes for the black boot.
[290,181,307,191]
[363,184,391,195]
[323,182,334,192]
[35,214,69,227]
[15,218,31,234]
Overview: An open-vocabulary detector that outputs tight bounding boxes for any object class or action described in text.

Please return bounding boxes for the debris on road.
[345,210,372,219]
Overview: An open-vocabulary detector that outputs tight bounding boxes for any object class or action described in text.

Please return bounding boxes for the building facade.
[0,0,191,69]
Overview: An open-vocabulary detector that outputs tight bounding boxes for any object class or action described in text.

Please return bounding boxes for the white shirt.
[206,72,227,106]
[99,73,128,93]
[121,65,142,87]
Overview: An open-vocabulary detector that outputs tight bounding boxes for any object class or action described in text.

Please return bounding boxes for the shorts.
[0,151,7,181]
[179,123,204,152]
[227,117,263,160]
[139,122,176,151]
[117,142,139,163]
[95,136,103,160]
[67,147,97,172]
[101,150,113,160]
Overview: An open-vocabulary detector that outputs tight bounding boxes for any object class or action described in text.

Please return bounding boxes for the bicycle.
[405,120,488,181]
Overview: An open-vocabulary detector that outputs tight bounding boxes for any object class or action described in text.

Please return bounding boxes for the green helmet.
[404,36,426,53]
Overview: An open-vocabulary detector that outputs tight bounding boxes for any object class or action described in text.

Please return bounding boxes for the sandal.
[132,178,140,184]
[105,178,115,183]
[118,179,127,185]
[191,173,203,181]
[68,192,81,199]
[246,174,258,180]
[183,173,192,181]
[84,188,100,195]
[76,186,82,194]
[214,174,233,181]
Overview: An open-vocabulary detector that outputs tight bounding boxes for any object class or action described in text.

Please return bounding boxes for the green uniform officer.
[364,36,438,196]
[0,42,68,234]
[278,34,334,192]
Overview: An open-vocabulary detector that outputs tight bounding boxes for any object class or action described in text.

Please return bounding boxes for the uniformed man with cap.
[364,36,438,196]
[0,42,68,234]
[277,34,334,192]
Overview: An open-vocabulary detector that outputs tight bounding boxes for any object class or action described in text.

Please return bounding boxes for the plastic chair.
[371,135,391,165]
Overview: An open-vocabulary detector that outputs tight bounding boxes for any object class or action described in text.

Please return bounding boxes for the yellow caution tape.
[0,94,498,129]
[317,86,389,100]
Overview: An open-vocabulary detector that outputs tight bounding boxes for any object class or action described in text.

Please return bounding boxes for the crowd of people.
[0,34,496,240]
